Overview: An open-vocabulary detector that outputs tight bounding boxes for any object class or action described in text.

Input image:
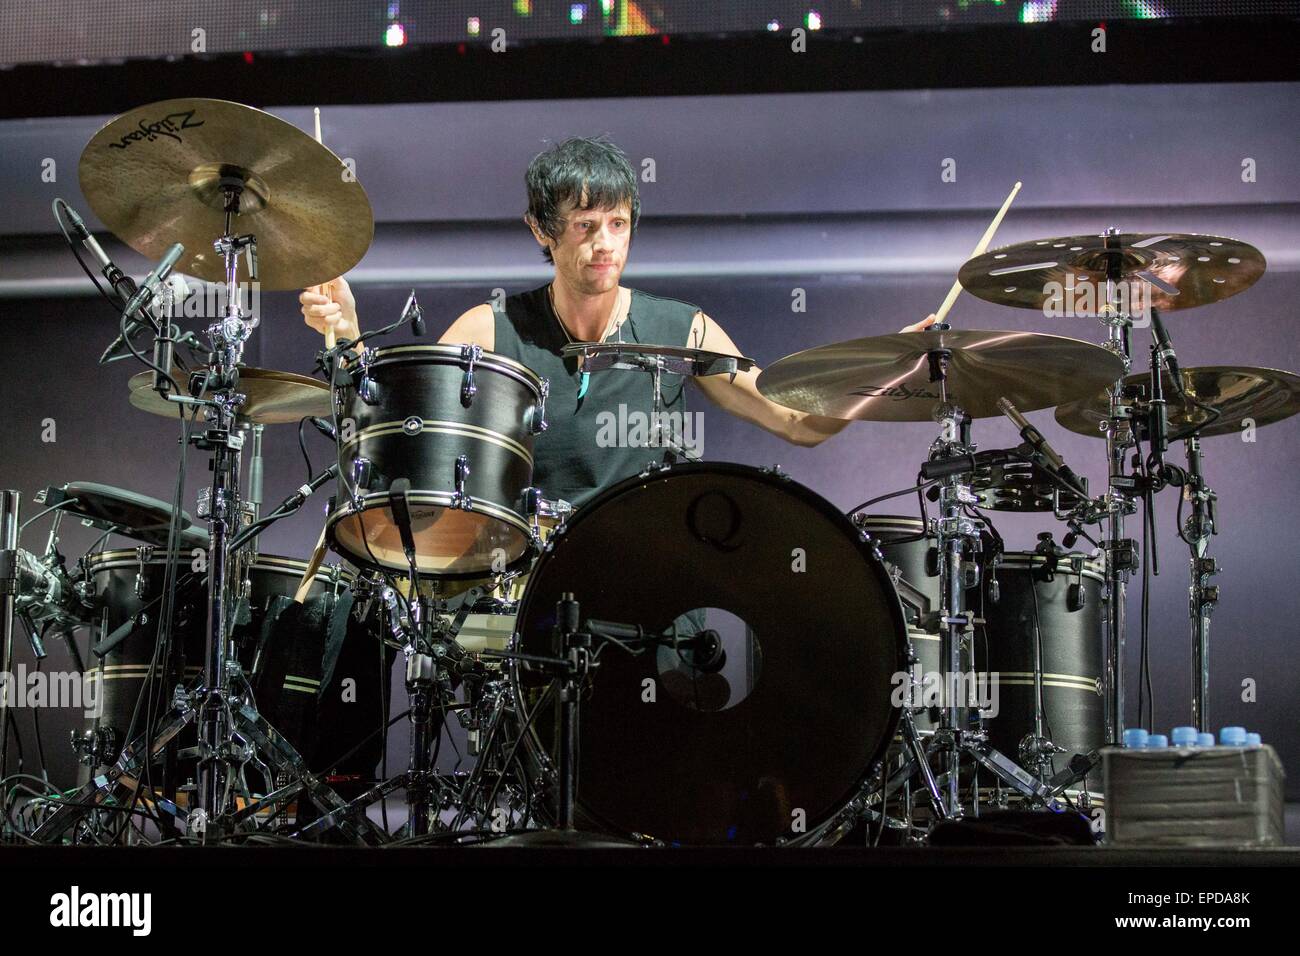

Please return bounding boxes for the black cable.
[297,416,316,485]
[118,307,180,396]
[849,477,942,516]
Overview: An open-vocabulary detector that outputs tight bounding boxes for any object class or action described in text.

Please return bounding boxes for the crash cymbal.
[45,481,209,549]
[756,329,1124,421]
[128,366,331,424]
[79,98,373,291]
[957,233,1265,313]
[1055,366,1300,439]
[561,342,755,377]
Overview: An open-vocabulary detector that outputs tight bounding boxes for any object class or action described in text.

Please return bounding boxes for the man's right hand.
[300,277,360,342]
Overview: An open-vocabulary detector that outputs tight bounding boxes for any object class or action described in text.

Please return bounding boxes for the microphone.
[996,398,1088,498]
[402,289,425,337]
[1149,307,1185,397]
[389,477,419,564]
[121,243,184,322]
[99,243,185,364]
[57,200,136,305]
[308,416,337,440]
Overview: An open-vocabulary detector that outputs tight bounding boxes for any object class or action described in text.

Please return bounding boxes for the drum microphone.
[1148,307,1185,397]
[56,200,136,305]
[996,398,1087,498]
[308,417,337,440]
[389,478,420,564]
[99,243,186,364]
[402,289,425,337]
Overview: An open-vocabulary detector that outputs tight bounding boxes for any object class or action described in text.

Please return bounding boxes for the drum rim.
[325,491,534,576]
[995,551,1105,582]
[509,460,908,844]
[359,343,546,395]
[83,549,354,583]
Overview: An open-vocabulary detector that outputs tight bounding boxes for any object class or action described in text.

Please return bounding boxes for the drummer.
[302,136,935,507]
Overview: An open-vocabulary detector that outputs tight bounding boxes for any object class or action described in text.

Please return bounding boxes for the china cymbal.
[957,233,1265,313]
[1055,366,1300,439]
[128,366,332,424]
[79,98,373,291]
[756,329,1124,421]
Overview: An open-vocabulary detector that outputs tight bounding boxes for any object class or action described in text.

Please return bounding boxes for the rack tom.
[327,344,549,577]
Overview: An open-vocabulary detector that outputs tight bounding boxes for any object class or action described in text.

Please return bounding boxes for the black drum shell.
[78,550,349,780]
[978,552,1107,775]
[328,345,544,575]
[512,462,908,846]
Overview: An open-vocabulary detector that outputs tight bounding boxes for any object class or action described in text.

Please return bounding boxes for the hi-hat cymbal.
[561,342,755,377]
[128,366,331,424]
[1055,366,1300,439]
[79,98,373,291]
[958,233,1265,313]
[756,329,1124,421]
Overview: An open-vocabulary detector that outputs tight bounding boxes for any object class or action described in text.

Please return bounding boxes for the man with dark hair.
[302,136,935,507]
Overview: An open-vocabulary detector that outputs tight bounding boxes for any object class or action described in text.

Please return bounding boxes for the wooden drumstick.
[932,180,1022,326]
[312,107,338,349]
[293,526,330,604]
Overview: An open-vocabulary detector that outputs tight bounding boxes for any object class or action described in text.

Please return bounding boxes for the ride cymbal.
[79,98,373,291]
[756,329,1124,421]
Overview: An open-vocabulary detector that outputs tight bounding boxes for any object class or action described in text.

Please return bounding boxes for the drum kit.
[3,98,1298,847]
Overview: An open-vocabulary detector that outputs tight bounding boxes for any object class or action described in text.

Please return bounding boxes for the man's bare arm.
[688,311,938,448]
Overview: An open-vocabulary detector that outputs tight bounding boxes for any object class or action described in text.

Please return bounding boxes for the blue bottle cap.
[1171,726,1198,747]
[1146,734,1169,748]
[1122,728,1149,748]
[1196,733,1216,747]
[1219,726,1247,746]
[1245,733,1262,747]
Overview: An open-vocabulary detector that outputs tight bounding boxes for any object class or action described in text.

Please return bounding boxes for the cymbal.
[128,366,332,424]
[957,233,1265,313]
[79,98,373,291]
[561,342,755,378]
[756,329,1124,421]
[1055,366,1300,439]
[48,481,208,549]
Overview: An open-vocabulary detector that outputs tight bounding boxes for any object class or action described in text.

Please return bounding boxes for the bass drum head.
[513,463,906,845]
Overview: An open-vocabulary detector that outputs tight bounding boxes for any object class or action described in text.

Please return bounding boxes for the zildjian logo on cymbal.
[847,383,940,401]
[107,110,205,150]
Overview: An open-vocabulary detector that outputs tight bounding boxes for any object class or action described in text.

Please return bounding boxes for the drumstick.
[312,107,338,349]
[932,181,1022,326]
[294,526,330,604]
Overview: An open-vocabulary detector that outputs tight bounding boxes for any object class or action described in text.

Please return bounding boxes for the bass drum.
[511,463,907,846]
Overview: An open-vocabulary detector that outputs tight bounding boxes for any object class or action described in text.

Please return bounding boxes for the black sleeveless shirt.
[491,285,700,508]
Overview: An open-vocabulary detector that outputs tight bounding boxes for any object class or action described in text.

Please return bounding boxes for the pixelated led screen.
[3,1,1297,67]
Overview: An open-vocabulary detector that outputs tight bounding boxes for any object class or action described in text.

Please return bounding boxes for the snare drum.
[326,344,548,577]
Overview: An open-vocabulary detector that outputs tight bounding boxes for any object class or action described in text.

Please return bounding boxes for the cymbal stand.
[882,347,1054,824]
[1182,437,1219,731]
[1094,228,1140,745]
[645,356,699,465]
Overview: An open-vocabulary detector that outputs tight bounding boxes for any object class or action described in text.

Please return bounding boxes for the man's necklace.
[549,284,625,400]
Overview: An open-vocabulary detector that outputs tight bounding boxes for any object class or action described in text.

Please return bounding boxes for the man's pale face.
[542,200,632,295]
